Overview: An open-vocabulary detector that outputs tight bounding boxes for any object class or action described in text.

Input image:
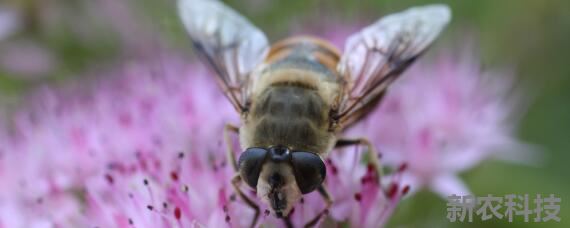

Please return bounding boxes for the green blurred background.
[0,0,568,227]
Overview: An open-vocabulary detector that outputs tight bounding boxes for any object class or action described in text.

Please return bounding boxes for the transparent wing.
[178,0,269,113]
[335,4,451,128]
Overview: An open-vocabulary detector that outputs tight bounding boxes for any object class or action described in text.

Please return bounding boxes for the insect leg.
[334,137,383,178]
[303,185,333,228]
[231,174,260,228]
[224,123,240,171]
[282,216,293,228]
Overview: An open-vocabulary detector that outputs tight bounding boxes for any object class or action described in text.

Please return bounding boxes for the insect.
[178,0,450,227]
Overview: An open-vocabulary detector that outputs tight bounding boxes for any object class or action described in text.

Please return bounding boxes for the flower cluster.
[349,48,534,198]
[0,54,405,227]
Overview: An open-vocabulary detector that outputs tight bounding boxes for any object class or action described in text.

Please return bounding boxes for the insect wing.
[335,4,451,128]
[178,0,269,112]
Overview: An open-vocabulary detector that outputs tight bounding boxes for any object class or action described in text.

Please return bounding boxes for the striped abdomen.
[242,37,343,155]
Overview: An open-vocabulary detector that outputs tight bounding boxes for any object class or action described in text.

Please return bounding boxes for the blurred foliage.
[1,0,569,227]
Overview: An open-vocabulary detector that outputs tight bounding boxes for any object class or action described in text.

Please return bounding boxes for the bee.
[178,0,450,227]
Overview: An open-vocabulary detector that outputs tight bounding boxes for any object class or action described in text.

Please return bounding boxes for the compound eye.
[291,152,326,194]
[238,148,268,189]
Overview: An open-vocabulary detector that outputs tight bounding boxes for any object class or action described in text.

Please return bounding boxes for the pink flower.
[0,54,403,227]
[0,41,57,77]
[0,5,56,78]
[319,150,407,227]
[0,5,20,41]
[0,56,233,226]
[349,47,535,198]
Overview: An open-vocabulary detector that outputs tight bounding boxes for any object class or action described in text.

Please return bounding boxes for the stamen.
[181,184,189,193]
[366,163,375,172]
[354,193,362,201]
[397,163,408,172]
[143,178,155,206]
[105,174,114,185]
[170,171,179,182]
[402,185,410,195]
[361,176,368,184]
[174,207,182,220]
[386,183,399,198]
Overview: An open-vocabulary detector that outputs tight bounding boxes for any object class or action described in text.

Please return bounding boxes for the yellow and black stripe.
[265,36,341,76]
